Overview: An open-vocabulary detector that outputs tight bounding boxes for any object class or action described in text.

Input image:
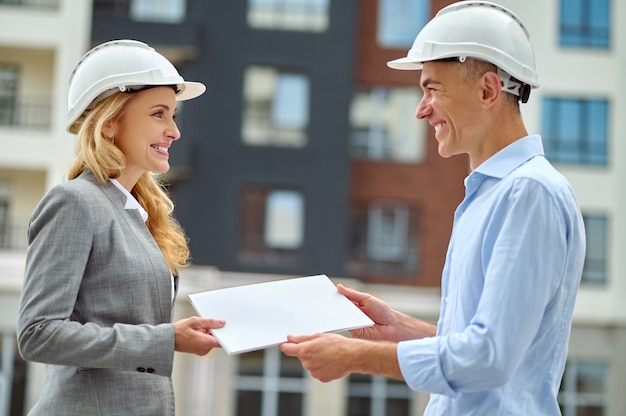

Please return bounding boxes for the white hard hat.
[66,39,206,133]
[387,1,539,97]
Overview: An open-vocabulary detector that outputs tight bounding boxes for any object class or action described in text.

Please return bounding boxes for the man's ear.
[481,71,501,108]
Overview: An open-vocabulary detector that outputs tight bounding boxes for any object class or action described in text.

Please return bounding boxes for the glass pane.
[560,0,583,27]
[242,66,309,147]
[576,406,604,416]
[236,390,262,416]
[0,200,8,249]
[557,100,580,144]
[387,398,410,415]
[278,392,302,416]
[130,0,186,23]
[582,215,607,284]
[264,190,304,249]
[280,353,304,378]
[350,373,372,383]
[367,204,409,261]
[349,88,424,162]
[272,74,309,129]
[576,362,606,394]
[586,100,608,165]
[0,66,18,126]
[588,0,610,47]
[541,97,608,166]
[560,0,609,47]
[377,0,428,48]
[348,397,371,416]
[239,349,265,376]
[248,0,330,32]
[348,202,419,276]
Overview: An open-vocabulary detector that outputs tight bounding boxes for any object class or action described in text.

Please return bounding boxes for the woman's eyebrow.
[151,104,178,113]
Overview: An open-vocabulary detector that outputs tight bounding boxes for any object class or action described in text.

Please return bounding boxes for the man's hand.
[280,333,359,382]
[339,284,436,342]
[338,284,398,341]
[280,333,402,382]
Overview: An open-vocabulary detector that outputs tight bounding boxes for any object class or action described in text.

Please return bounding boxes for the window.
[239,186,305,265]
[0,200,7,249]
[242,66,310,148]
[347,374,415,416]
[0,0,58,8]
[0,182,9,249]
[559,361,608,416]
[559,0,610,48]
[541,97,608,166]
[0,66,18,126]
[129,0,186,23]
[265,190,304,249]
[377,0,429,48]
[367,204,409,261]
[350,88,425,163]
[348,201,419,277]
[247,0,330,32]
[0,332,26,416]
[235,348,305,416]
[581,214,608,285]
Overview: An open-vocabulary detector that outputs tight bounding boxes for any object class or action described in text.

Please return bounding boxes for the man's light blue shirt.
[397,135,586,415]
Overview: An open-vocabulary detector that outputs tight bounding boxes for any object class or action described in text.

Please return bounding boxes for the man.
[280,2,586,414]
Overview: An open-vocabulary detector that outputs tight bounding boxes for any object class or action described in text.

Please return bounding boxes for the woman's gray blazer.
[17,169,178,416]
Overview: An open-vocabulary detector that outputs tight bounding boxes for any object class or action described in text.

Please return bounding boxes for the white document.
[187,274,374,355]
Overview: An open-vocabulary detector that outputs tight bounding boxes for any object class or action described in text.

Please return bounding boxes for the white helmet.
[387,1,538,102]
[66,39,206,133]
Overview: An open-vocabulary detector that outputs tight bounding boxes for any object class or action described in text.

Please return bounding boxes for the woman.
[17,40,224,415]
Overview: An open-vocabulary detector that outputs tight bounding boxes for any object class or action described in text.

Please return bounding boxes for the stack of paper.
[188,274,374,355]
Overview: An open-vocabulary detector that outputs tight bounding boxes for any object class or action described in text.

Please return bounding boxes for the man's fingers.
[279,342,297,356]
[285,334,317,343]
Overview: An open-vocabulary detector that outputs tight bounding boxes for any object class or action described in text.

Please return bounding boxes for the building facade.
[0,0,624,415]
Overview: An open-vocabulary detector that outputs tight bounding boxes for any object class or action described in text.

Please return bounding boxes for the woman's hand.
[174,316,225,356]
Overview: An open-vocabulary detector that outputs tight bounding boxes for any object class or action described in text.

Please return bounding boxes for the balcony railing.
[0,0,59,10]
[0,220,28,250]
[0,97,52,130]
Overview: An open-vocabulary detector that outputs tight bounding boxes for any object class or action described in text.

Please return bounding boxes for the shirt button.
[147,368,155,374]
[137,367,146,372]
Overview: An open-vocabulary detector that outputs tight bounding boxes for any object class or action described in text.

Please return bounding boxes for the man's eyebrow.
[421,78,441,89]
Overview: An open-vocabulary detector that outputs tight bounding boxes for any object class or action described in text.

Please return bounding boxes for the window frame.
[581,213,608,285]
[559,0,610,48]
[247,0,330,32]
[234,347,306,416]
[347,373,416,416]
[558,360,609,416]
[242,66,311,148]
[541,96,609,166]
[349,87,425,163]
[347,200,420,277]
[239,185,305,266]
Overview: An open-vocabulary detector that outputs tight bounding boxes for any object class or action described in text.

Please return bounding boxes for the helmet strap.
[496,67,530,103]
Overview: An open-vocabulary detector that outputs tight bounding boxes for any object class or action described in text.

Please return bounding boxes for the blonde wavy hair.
[67,91,190,274]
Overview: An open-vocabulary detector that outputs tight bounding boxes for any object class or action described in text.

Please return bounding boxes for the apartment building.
[0,0,92,414]
[0,0,624,415]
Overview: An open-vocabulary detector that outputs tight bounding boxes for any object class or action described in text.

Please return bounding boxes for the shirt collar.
[472,134,544,180]
[109,179,148,222]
